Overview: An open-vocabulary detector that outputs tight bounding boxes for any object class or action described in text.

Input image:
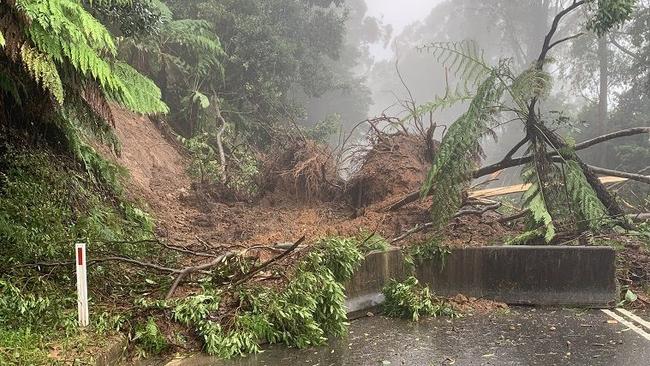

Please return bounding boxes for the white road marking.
[616,308,650,332]
[602,309,650,341]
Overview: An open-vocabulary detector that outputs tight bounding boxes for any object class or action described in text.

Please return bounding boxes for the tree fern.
[564,161,611,230]
[162,19,225,78]
[519,163,556,243]
[421,70,505,227]
[110,61,169,114]
[510,67,552,105]
[420,40,492,90]
[8,0,167,116]
[19,44,64,104]
[404,89,474,124]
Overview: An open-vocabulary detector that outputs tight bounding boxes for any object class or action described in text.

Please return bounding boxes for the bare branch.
[230,236,305,288]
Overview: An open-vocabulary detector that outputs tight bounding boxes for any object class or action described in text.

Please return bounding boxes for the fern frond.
[521,165,556,243]
[420,41,491,89]
[421,70,506,227]
[404,89,473,123]
[19,44,64,104]
[162,19,225,78]
[0,31,5,48]
[564,161,610,230]
[510,67,552,103]
[110,61,169,114]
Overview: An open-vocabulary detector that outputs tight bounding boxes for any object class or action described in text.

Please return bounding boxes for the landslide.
[101,106,513,251]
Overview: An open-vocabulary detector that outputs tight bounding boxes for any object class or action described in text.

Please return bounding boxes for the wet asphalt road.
[166,307,650,366]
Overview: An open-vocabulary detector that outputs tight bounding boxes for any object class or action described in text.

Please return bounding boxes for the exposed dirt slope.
[99,106,513,251]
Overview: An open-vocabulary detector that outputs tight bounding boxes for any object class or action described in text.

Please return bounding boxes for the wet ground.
[165,307,650,366]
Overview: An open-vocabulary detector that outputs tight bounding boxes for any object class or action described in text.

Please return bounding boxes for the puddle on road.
[165,309,649,366]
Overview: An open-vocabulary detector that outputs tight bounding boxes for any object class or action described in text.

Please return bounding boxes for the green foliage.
[587,0,637,36]
[149,236,363,359]
[179,129,260,199]
[420,40,492,90]
[172,290,221,326]
[0,280,60,330]
[511,67,552,102]
[382,276,457,321]
[417,0,639,234]
[305,114,340,143]
[133,317,168,355]
[517,163,557,243]
[4,0,167,117]
[19,44,64,104]
[420,70,505,228]
[357,232,390,254]
[0,328,50,365]
[179,133,222,185]
[314,236,364,282]
[405,238,451,269]
[110,61,169,114]
[564,161,611,230]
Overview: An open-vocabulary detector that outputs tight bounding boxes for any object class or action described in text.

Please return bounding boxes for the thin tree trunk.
[597,36,609,166]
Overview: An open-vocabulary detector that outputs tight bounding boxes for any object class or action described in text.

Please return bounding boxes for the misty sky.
[365,0,442,59]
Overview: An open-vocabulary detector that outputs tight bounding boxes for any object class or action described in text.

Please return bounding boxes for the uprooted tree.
[393,0,649,243]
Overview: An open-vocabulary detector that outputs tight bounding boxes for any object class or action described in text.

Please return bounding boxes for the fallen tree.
[387,127,650,212]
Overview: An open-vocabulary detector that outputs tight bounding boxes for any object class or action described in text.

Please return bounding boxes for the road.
[166,307,650,366]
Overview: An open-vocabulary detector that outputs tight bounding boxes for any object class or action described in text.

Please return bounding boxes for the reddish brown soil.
[347,133,435,207]
[448,294,509,315]
[98,106,515,258]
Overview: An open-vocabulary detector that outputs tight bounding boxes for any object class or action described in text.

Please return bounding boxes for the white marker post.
[75,242,89,327]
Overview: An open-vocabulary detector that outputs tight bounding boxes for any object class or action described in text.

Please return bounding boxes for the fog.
[303,0,614,184]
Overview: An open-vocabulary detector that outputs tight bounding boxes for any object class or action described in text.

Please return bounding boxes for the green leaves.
[421,70,505,227]
[587,0,637,36]
[110,61,169,114]
[564,161,611,230]
[519,165,556,243]
[381,276,457,322]
[19,45,64,104]
[420,40,492,90]
[7,0,168,116]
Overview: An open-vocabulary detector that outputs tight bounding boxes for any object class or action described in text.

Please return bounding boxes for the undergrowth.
[134,236,363,359]
[404,237,450,270]
[381,276,458,321]
[357,231,390,254]
[0,145,169,364]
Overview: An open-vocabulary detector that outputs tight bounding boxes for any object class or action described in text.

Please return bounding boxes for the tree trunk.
[597,36,609,166]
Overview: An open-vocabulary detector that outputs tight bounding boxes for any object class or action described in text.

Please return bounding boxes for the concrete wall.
[344,249,408,318]
[344,246,618,316]
[416,246,618,307]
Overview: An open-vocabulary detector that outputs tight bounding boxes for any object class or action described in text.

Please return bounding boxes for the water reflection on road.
[166,308,650,366]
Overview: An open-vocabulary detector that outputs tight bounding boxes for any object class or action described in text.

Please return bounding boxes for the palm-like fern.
[417,1,634,240]
[419,41,492,90]
[420,70,506,227]
[564,160,611,230]
[4,0,167,115]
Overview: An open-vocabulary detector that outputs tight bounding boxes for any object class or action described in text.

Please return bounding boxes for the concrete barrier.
[416,246,618,307]
[344,246,618,315]
[344,249,407,318]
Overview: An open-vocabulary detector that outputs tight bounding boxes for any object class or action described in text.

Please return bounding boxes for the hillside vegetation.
[0,0,649,364]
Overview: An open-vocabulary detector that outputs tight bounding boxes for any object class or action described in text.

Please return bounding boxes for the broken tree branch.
[230,236,305,288]
[387,126,650,211]
[165,253,235,300]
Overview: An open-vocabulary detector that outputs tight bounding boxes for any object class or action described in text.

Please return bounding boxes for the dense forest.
[0,0,649,364]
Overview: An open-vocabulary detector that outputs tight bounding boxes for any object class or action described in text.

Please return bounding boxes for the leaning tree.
[395,0,649,243]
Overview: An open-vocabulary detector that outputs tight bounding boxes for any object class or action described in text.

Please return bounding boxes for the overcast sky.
[364,0,442,59]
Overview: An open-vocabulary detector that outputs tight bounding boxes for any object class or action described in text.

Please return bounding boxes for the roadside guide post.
[75,242,89,327]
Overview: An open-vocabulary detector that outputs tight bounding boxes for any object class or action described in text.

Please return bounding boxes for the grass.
[0,325,122,365]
